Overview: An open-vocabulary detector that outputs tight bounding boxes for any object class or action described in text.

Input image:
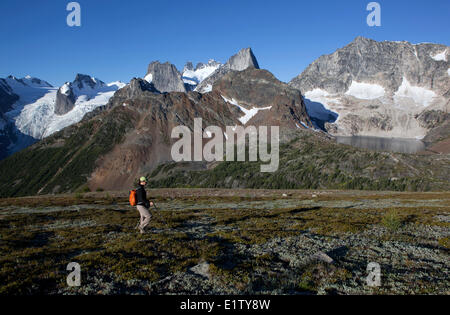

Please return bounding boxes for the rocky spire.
[227,48,260,71]
[54,83,76,116]
[145,61,186,93]
[183,62,194,73]
[195,48,260,93]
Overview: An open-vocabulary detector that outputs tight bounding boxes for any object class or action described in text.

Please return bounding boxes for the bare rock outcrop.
[145,61,186,93]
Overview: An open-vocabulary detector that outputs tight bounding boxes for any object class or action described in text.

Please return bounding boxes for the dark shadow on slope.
[326,246,349,260]
[288,207,321,215]
[0,122,37,160]
[303,97,338,131]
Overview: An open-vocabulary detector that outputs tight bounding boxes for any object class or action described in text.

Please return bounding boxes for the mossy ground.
[0,189,448,295]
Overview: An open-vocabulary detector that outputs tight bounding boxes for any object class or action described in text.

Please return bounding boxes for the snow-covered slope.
[221,95,272,125]
[182,60,222,90]
[345,81,386,100]
[16,80,125,139]
[0,75,124,158]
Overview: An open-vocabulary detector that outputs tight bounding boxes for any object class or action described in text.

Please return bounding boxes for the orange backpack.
[129,190,137,206]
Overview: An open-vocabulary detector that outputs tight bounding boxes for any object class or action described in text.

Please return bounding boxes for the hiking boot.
[139,227,145,234]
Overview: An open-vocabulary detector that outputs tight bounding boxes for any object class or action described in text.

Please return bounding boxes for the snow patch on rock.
[202,84,212,93]
[296,121,309,129]
[304,89,332,107]
[394,78,436,107]
[431,50,447,61]
[345,81,385,100]
[144,73,153,83]
[60,83,71,95]
[182,61,221,85]
[221,95,271,125]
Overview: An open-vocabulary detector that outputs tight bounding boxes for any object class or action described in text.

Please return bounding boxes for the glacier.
[2,76,125,157]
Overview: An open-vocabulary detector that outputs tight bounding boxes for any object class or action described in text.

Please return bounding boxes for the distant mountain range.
[3,39,448,160]
[0,38,449,196]
[0,48,261,160]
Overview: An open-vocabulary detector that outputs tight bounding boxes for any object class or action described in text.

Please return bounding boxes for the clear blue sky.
[1,0,449,86]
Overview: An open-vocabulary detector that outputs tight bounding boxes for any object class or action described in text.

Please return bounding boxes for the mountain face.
[145,61,187,93]
[195,48,260,93]
[289,37,450,140]
[0,66,315,195]
[0,80,20,159]
[88,67,313,191]
[214,68,313,132]
[54,75,112,115]
[0,74,124,160]
[0,79,19,114]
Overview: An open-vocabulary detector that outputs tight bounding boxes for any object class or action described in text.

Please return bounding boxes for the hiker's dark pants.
[137,205,152,230]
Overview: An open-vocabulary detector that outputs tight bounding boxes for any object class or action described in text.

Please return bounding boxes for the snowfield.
[304,89,333,107]
[221,95,271,125]
[144,73,153,83]
[182,61,221,87]
[345,81,385,100]
[202,84,213,93]
[394,78,436,107]
[431,50,447,61]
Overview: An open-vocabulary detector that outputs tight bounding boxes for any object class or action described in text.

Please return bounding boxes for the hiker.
[136,176,154,234]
